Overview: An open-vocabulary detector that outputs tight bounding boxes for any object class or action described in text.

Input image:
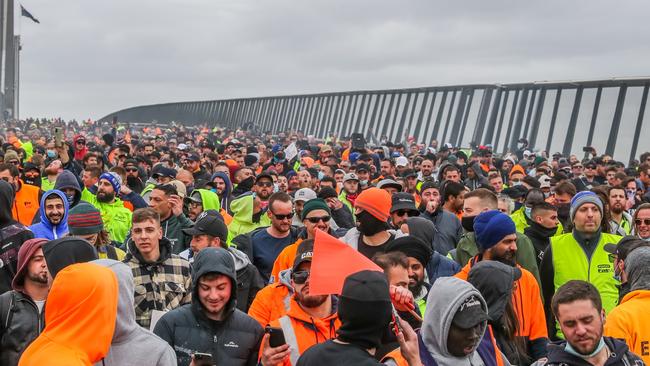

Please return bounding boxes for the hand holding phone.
[192,352,214,366]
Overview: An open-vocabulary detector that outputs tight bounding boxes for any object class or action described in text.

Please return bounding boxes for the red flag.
[309,230,383,296]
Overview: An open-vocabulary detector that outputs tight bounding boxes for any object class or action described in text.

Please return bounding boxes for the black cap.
[292,239,314,271]
[182,210,228,242]
[186,154,200,162]
[255,171,274,183]
[603,235,650,261]
[391,192,418,213]
[452,295,489,329]
[355,163,370,173]
[153,167,177,179]
[502,185,528,199]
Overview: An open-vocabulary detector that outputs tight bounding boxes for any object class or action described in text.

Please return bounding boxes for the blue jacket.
[29,190,69,240]
[426,252,461,284]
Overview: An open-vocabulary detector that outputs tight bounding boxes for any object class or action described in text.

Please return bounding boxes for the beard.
[409,279,425,298]
[27,271,49,284]
[296,290,328,308]
[47,213,63,225]
[97,190,115,203]
[611,204,624,214]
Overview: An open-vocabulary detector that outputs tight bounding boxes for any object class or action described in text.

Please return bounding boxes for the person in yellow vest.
[540,191,622,340]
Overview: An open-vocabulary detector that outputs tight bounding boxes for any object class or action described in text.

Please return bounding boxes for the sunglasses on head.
[292,270,310,284]
[635,218,650,226]
[272,211,294,220]
[256,181,273,187]
[306,215,331,224]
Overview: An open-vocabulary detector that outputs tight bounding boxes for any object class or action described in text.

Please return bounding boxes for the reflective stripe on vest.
[283,293,291,311]
[551,232,622,335]
[278,316,300,366]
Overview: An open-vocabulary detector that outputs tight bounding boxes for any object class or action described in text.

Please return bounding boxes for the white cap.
[294,188,317,202]
[178,143,188,151]
[395,156,409,167]
[538,174,552,189]
[343,173,359,183]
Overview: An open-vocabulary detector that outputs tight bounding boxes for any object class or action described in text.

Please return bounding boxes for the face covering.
[46,150,57,158]
[512,181,523,186]
[514,201,524,211]
[360,180,368,186]
[556,203,570,221]
[318,171,325,180]
[531,221,557,238]
[357,210,387,236]
[462,215,476,232]
[543,192,550,199]
[564,336,605,359]
[65,193,75,205]
[524,206,533,219]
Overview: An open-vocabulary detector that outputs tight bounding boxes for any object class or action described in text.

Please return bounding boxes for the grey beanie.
[569,191,603,222]
[626,246,650,291]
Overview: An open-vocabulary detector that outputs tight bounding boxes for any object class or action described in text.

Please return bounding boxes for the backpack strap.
[106,245,118,260]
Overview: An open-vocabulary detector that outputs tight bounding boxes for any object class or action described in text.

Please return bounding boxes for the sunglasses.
[608,253,617,264]
[306,215,331,224]
[586,166,596,170]
[7,160,19,165]
[272,211,294,220]
[394,209,418,217]
[76,141,86,145]
[635,219,650,226]
[126,167,138,172]
[256,181,273,188]
[292,270,310,284]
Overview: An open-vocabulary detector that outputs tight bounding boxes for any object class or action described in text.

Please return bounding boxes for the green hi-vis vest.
[551,232,622,337]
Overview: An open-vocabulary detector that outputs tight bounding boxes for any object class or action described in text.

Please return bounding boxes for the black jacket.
[544,337,643,366]
[154,247,263,366]
[0,291,44,366]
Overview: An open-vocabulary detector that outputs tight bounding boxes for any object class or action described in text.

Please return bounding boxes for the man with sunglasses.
[603,235,650,302]
[254,173,275,210]
[633,203,650,240]
[260,240,340,366]
[389,192,419,230]
[0,163,40,226]
[572,160,601,192]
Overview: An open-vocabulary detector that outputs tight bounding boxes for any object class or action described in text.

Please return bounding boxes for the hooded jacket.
[464,162,490,191]
[405,217,461,282]
[0,180,34,294]
[18,262,118,366]
[28,190,70,240]
[0,239,47,366]
[248,269,294,327]
[54,170,84,208]
[418,208,463,256]
[123,237,192,329]
[159,212,194,254]
[82,191,133,244]
[194,188,221,212]
[42,237,99,279]
[92,259,176,366]
[227,193,271,245]
[542,337,643,366]
[420,277,507,366]
[211,172,233,213]
[153,247,264,366]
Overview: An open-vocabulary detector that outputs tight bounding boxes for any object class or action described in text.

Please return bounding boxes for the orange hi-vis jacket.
[19,263,118,366]
[248,269,294,327]
[456,257,548,346]
[260,296,340,366]
[12,180,40,226]
[270,239,303,283]
[604,289,650,364]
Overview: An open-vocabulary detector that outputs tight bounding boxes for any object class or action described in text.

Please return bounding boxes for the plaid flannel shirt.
[125,251,192,329]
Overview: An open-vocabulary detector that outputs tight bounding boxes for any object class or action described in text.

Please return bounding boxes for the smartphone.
[193,352,214,366]
[351,133,366,151]
[265,326,286,347]
[582,146,593,153]
[54,127,63,148]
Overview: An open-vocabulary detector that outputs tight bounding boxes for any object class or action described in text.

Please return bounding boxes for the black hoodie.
[153,247,263,366]
[544,337,643,366]
[0,180,34,294]
[42,237,98,279]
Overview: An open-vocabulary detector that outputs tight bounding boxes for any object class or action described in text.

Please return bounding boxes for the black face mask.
[530,221,558,238]
[22,174,41,188]
[462,215,476,232]
[357,210,387,236]
[556,203,570,221]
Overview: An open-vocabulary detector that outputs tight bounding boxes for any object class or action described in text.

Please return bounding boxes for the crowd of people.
[0,117,649,366]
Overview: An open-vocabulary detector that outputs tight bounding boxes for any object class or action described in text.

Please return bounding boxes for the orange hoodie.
[270,239,303,282]
[19,263,118,366]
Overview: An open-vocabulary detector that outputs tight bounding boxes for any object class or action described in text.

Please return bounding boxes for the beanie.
[354,187,392,222]
[43,237,99,279]
[474,210,516,251]
[301,198,331,220]
[337,270,392,350]
[3,150,19,163]
[68,202,104,235]
[384,236,433,267]
[570,191,603,222]
[99,172,122,194]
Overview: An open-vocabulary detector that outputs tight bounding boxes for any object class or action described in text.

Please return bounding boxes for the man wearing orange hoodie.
[18,262,118,366]
[259,240,340,366]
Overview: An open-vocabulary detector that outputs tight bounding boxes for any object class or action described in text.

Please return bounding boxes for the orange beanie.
[354,187,392,222]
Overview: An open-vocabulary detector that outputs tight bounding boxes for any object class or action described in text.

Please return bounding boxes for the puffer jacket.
[0,291,44,366]
[153,247,264,366]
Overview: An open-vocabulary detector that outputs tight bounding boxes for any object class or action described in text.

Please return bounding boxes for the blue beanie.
[99,172,122,194]
[570,191,603,222]
[474,210,516,251]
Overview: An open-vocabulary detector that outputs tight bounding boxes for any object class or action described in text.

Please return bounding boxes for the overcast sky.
[17,0,650,121]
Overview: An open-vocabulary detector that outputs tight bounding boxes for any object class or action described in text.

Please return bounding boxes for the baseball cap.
[343,173,359,183]
[177,143,188,151]
[390,192,418,213]
[395,156,409,168]
[603,235,650,261]
[538,174,552,189]
[182,210,228,242]
[255,172,274,183]
[153,167,177,179]
[167,180,187,199]
[294,188,317,202]
[377,179,402,192]
[186,154,200,162]
[452,295,489,329]
[320,145,333,153]
[292,239,314,271]
[187,191,203,204]
[355,163,370,173]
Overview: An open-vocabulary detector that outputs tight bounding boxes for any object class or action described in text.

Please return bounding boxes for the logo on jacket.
[597,264,612,273]
[224,341,239,348]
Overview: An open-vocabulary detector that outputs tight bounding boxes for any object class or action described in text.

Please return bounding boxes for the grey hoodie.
[92,259,176,366]
[421,277,491,366]
[626,246,650,291]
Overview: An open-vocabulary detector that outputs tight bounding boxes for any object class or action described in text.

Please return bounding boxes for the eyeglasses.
[635,219,650,226]
[585,166,596,170]
[256,181,273,188]
[306,215,331,224]
[126,167,138,172]
[292,270,310,284]
[394,209,418,217]
[7,160,19,165]
[272,211,294,220]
